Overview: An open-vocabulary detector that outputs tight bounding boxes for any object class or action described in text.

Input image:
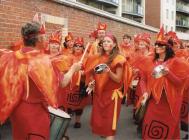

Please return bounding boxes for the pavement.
[0,105,187,140]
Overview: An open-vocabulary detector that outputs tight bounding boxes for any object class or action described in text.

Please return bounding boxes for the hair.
[63,41,68,48]
[123,34,131,40]
[72,43,84,54]
[21,22,41,47]
[154,43,175,62]
[101,35,119,64]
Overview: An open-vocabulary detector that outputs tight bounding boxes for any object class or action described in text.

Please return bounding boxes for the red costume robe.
[0,47,58,140]
[52,52,90,110]
[138,56,189,139]
[175,49,189,130]
[85,54,131,136]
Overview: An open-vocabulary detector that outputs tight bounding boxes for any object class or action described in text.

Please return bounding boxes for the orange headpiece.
[38,24,46,35]
[32,13,46,35]
[134,34,141,43]
[97,22,107,31]
[156,26,168,45]
[65,32,74,42]
[139,33,151,45]
[166,31,180,45]
[89,29,98,39]
[74,37,84,46]
[49,30,62,44]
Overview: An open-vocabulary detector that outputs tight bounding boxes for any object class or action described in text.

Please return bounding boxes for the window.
[166,9,169,19]
[165,25,168,32]
[171,11,174,20]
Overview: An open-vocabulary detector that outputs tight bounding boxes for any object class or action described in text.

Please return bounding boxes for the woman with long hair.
[138,28,189,139]
[85,33,129,140]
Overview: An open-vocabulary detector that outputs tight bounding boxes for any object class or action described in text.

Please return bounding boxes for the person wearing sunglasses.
[137,27,189,140]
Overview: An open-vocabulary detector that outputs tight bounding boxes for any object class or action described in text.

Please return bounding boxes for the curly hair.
[21,22,40,47]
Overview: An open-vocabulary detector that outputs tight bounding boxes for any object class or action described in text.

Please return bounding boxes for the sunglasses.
[155,43,166,48]
[74,45,83,48]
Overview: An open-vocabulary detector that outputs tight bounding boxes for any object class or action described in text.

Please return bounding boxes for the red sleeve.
[139,70,147,94]
[165,70,182,86]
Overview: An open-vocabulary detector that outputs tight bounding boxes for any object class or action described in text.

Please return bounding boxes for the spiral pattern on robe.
[67,92,82,106]
[180,101,188,118]
[147,120,169,139]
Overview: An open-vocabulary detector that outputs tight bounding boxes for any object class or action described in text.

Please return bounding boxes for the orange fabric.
[175,49,189,61]
[0,49,58,123]
[143,57,189,119]
[88,54,128,136]
[10,40,23,51]
[88,40,99,56]
[119,43,134,59]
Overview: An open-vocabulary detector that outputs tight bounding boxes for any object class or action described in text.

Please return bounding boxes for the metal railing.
[176,20,189,28]
[122,4,143,16]
[176,4,189,14]
[96,0,119,5]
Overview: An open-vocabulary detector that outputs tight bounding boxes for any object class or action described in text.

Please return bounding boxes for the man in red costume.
[0,22,82,140]
[88,22,107,56]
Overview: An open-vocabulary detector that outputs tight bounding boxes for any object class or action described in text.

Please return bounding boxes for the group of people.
[0,19,188,140]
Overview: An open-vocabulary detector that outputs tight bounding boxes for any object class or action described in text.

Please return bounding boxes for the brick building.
[0,0,158,48]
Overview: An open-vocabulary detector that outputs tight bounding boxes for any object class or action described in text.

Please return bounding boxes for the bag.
[134,99,149,123]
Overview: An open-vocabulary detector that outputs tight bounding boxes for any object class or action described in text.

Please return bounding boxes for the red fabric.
[54,52,91,110]
[142,93,181,139]
[10,78,50,140]
[85,54,126,136]
[141,57,189,119]
[0,48,58,123]
[181,78,189,124]
[139,57,189,139]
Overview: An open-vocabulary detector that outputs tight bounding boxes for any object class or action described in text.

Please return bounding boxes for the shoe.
[74,122,81,128]
[182,134,188,140]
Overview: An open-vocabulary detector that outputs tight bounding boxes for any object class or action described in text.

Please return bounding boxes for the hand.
[71,61,82,72]
[161,67,169,75]
[132,68,139,78]
[141,92,148,105]
[86,80,95,94]
[104,65,110,73]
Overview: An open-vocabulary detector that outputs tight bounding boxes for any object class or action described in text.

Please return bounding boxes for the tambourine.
[94,63,109,74]
[152,65,167,79]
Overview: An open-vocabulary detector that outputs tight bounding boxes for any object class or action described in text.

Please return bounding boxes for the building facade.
[0,0,158,48]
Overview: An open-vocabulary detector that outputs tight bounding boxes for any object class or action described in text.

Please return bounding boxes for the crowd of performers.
[0,20,189,140]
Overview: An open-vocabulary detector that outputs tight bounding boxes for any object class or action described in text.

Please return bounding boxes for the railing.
[176,20,189,28]
[176,3,189,14]
[122,4,143,16]
[96,0,119,6]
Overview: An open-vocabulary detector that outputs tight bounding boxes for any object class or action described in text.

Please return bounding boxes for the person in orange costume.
[125,33,152,107]
[85,33,131,140]
[88,22,107,56]
[62,37,91,128]
[119,34,133,60]
[165,32,189,139]
[137,27,189,140]
[0,22,82,140]
[48,30,63,56]
[63,32,74,56]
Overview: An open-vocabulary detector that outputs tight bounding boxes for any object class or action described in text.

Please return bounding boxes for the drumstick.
[80,42,90,63]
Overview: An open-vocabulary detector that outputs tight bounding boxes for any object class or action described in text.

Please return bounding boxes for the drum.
[48,106,71,140]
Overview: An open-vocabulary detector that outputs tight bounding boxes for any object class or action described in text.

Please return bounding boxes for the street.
[0,105,140,140]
